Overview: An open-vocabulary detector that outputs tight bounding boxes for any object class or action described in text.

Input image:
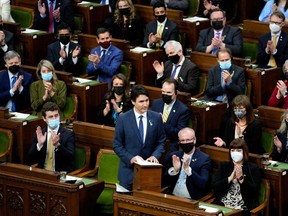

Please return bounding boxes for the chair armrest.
[198,193,214,202]
[69,166,88,176]
[205,197,216,204]
[75,167,98,177]
[250,202,267,216]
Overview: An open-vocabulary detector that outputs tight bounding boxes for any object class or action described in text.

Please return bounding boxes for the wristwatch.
[236,175,244,181]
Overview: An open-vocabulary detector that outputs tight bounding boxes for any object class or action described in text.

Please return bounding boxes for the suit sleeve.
[59,0,75,31]
[205,68,223,99]
[224,27,243,57]
[56,130,75,162]
[47,44,61,70]
[151,114,166,159]
[167,0,189,11]
[268,85,283,107]
[33,2,49,31]
[96,49,123,76]
[256,36,270,66]
[178,64,199,94]
[226,68,245,95]
[195,30,208,53]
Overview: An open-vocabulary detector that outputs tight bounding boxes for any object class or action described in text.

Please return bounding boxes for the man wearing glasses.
[195,8,243,57]
[257,11,288,68]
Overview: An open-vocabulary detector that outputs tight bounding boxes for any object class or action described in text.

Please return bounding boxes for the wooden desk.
[257,105,284,130]
[188,101,227,145]
[12,0,36,9]
[0,163,104,216]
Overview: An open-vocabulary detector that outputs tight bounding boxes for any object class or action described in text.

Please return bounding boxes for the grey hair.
[282,59,288,73]
[278,109,288,133]
[178,127,195,138]
[4,51,21,62]
[164,40,182,52]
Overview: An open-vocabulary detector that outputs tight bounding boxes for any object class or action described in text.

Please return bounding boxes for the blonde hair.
[278,109,288,133]
[36,59,58,86]
[114,0,136,25]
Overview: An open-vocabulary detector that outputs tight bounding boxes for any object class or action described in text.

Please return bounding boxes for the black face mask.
[113,86,125,95]
[211,20,223,30]
[119,8,130,16]
[162,94,173,104]
[168,54,180,64]
[155,14,166,23]
[59,35,70,45]
[284,72,288,80]
[9,65,20,74]
[179,142,195,154]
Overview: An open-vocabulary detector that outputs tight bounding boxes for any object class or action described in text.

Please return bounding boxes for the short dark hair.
[229,138,249,162]
[57,22,71,35]
[42,102,60,117]
[96,27,110,38]
[216,48,232,59]
[270,11,285,22]
[210,8,226,19]
[131,85,149,102]
[162,78,178,95]
[153,1,166,11]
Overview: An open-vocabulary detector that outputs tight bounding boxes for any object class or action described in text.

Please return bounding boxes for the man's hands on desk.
[130,155,159,164]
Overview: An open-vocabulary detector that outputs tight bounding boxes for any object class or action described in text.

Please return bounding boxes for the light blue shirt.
[259,0,288,22]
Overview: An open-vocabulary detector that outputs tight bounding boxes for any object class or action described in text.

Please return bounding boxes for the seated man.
[33,0,74,33]
[47,23,83,76]
[143,2,179,49]
[29,102,75,172]
[150,0,189,12]
[204,48,245,105]
[163,127,211,200]
[195,8,243,57]
[151,78,190,153]
[87,27,123,87]
[256,11,288,68]
[153,40,199,94]
[0,51,33,112]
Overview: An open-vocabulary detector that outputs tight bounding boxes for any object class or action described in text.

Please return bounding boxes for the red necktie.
[48,1,54,33]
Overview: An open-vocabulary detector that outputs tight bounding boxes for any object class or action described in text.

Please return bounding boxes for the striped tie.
[162,104,170,123]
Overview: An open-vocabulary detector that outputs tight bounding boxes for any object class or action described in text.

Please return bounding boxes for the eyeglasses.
[179,138,195,144]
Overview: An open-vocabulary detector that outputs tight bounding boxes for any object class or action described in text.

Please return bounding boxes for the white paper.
[73,77,92,84]
[116,183,131,192]
[77,1,91,5]
[10,112,30,120]
[199,205,219,213]
[135,156,162,166]
[66,175,82,181]
[22,28,40,34]
[130,47,153,53]
[269,160,278,165]
[183,16,209,22]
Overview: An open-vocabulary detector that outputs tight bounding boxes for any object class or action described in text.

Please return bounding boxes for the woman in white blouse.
[0,0,14,22]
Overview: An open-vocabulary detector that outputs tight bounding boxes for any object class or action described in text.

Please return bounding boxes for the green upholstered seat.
[243,42,258,63]
[119,61,132,82]
[62,94,78,122]
[69,145,91,175]
[250,179,270,216]
[11,6,34,29]
[0,128,13,163]
[261,129,274,154]
[184,0,199,17]
[192,73,207,98]
[74,14,84,35]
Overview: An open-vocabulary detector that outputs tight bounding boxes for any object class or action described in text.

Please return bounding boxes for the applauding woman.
[30,60,66,117]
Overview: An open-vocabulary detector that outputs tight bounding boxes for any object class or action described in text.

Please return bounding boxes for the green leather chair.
[0,128,13,163]
[120,60,132,82]
[69,144,91,176]
[11,5,34,29]
[62,93,78,122]
[184,0,200,17]
[260,129,274,154]
[250,179,270,216]
[191,73,207,98]
[243,41,258,63]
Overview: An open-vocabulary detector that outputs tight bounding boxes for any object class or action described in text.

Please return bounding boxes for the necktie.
[63,45,67,71]
[156,24,163,48]
[270,35,277,67]
[11,76,16,112]
[171,65,180,79]
[101,0,106,4]
[162,104,170,123]
[138,115,144,144]
[212,32,221,54]
[101,49,106,61]
[48,0,54,33]
[46,131,54,171]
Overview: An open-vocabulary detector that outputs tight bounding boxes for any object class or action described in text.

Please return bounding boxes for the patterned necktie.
[46,131,54,171]
[48,0,54,33]
[212,32,221,54]
[11,76,16,112]
[269,35,277,67]
[171,65,180,79]
[162,104,170,123]
[138,115,144,144]
[156,24,163,48]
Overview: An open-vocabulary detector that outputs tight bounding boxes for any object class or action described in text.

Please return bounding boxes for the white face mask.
[230,151,243,163]
[269,23,281,33]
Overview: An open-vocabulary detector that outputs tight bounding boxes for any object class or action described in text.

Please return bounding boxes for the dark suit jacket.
[151,98,189,143]
[195,25,243,57]
[256,31,288,68]
[113,109,166,190]
[213,161,261,211]
[163,149,211,200]
[143,19,179,49]
[0,30,14,70]
[155,58,199,94]
[271,131,288,162]
[28,125,75,172]
[47,41,83,76]
[205,64,245,104]
[33,0,74,32]
[0,70,33,111]
[87,45,123,86]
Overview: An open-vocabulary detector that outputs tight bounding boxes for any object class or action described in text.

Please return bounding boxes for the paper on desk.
[66,175,82,181]
[77,1,91,5]
[135,156,162,166]
[206,102,217,106]
[116,183,131,192]
[199,205,219,213]
[183,16,209,22]
[10,112,30,120]
[130,47,153,53]
[269,160,278,165]
[22,28,40,34]
[73,77,92,84]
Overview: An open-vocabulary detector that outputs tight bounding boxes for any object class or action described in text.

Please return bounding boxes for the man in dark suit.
[91,0,117,29]
[47,23,82,76]
[87,27,123,87]
[113,85,166,190]
[151,78,190,153]
[257,11,288,68]
[153,40,199,94]
[33,0,74,33]
[163,127,211,200]
[195,8,243,57]
[143,2,179,49]
[29,102,75,172]
[205,48,245,105]
[0,51,33,112]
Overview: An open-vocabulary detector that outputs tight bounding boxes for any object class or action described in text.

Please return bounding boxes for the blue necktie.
[101,49,106,62]
[171,65,180,79]
[139,115,144,144]
[212,32,221,54]
[11,76,16,112]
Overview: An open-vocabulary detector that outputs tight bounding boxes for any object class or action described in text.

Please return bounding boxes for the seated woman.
[213,138,261,216]
[214,95,264,154]
[96,73,132,127]
[110,0,143,46]
[268,59,288,108]
[0,0,15,22]
[259,0,288,24]
[30,60,67,117]
[271,109,288,162]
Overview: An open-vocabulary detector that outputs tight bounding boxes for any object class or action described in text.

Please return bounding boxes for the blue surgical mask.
[234,109,246,119]
[48,118,60,129]
[219,60,232,70]
[41,72,53,81]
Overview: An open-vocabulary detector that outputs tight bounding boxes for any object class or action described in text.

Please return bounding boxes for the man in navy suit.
[257,11,288,68]
[0,51,33,112]
[29,102,75,172]
[151,78,190,153]
[87,27,123,87]
[113,85,166,190]
[195,8,243,57]
[153,40,199,94]
[163,127,211,200]
[33,0,74,33]
[143,2,179,49]
[205,48,245,105]
[47,23,82,76]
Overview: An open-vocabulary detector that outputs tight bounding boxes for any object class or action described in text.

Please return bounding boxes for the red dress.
[268,80,288,109]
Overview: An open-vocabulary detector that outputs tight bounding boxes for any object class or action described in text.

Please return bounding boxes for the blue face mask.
[219,60,232,70]
[41,72,53,81]
[48,118,60,129]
